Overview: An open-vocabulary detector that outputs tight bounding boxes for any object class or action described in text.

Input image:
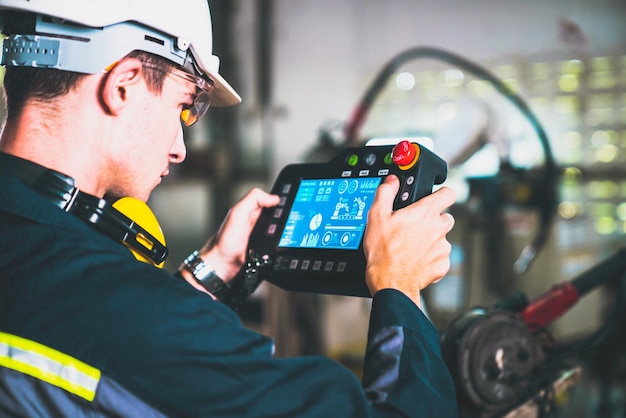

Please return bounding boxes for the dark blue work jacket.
[0,169,459,417]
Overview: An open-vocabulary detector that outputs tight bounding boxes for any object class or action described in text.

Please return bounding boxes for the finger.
[370,175,400,217]
[256,192,281,208]
[442,212,455,233]
[419,186,456,213]
[243,188,280,208]
[232,189,279,220]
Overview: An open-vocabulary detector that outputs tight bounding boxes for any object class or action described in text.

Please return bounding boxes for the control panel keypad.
[248,141,447,297]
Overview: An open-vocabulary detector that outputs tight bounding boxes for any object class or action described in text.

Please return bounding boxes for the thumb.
[238,188,280,212]
[257,192,281,208]
[371,175,400,215]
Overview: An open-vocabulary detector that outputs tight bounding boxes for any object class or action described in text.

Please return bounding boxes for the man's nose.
[169,129,187,164]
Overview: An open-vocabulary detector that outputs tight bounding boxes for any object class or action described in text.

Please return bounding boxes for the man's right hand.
[363,175,456,307]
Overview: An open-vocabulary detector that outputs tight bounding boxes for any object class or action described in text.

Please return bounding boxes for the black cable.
[343,46,558,275]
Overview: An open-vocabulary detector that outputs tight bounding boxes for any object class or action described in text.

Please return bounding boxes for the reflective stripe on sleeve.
[0,332,101,401]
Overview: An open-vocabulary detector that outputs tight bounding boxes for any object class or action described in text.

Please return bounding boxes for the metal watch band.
[182,250,229,299]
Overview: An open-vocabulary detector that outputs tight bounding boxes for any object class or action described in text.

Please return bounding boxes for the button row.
[345,150,394,168]
[341,169,390,178]
[274,257,348,273]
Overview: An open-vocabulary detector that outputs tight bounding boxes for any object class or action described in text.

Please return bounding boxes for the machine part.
[442,248,626,416]
[501,367,582,418]
[442,310,548,416]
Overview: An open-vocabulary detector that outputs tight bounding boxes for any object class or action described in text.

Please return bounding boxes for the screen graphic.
[278,177,382,250]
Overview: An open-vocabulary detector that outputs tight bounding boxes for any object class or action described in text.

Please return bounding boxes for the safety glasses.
[141,62,214,127]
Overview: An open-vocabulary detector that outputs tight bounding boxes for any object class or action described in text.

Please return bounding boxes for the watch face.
[185,251,211,278]
[194,262,214,280]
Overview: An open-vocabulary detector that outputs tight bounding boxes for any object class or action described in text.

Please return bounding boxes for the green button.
[384,153,393,165]
[347,154,359,166]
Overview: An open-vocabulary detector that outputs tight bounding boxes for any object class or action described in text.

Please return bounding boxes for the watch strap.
[182,250,230,300]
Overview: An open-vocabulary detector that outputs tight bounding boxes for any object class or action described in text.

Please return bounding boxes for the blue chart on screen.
[278,177,382,250]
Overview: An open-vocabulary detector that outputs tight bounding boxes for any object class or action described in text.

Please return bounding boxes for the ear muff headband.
[0,152,168,267]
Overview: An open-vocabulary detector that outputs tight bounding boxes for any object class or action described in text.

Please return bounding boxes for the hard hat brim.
[207,70,242,107]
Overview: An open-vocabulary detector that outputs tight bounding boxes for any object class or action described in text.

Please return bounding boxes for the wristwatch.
[181,250,230,300]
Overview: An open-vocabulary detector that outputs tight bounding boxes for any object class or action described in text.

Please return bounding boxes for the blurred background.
[147,1,626,415]
[3,0,624,416]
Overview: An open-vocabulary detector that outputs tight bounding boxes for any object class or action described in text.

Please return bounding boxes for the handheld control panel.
[247,141,448,297]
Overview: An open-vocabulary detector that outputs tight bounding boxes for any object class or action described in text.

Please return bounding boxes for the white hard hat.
[0,0,241,106]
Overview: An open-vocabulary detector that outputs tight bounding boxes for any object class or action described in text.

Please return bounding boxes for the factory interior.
[3,1,624,416]
[142,1,626,416]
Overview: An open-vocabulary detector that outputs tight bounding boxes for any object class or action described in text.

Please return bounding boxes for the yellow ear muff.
[112,197,166,268]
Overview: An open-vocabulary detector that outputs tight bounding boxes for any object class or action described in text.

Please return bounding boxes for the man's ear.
[100,58,145,116]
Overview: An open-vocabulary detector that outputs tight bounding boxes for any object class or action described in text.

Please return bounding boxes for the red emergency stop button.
[392,140,420,170]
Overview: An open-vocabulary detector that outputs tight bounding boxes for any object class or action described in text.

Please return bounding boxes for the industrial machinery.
[441,247,626,417]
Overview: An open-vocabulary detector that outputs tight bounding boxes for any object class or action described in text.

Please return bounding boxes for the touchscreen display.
[278,177,382,250]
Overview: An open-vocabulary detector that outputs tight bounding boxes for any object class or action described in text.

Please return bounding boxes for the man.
[0,0,459,416]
